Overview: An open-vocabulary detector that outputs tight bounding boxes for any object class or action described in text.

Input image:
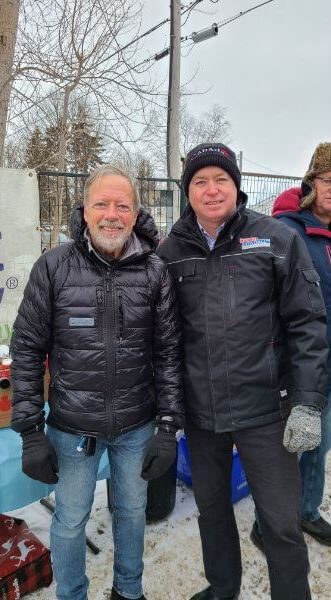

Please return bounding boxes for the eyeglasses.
[315,177,331,187]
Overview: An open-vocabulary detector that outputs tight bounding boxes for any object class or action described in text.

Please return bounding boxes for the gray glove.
[283,405,321,453]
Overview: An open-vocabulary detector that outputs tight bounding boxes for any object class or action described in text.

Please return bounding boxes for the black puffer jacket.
[10,207,184,438]
[157,195,328,433]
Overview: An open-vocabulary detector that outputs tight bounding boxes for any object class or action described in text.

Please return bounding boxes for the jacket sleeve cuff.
[290,391,327,412]
[11,411,45,434]
[156,414,185,430]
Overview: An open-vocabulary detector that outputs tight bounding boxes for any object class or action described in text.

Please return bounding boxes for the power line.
[216,0,276,30]
[181,0,276,42]
[104,0,204,62]
[243,157,284,175]
[115,1,277,77]
[8,1,276,129]
[182,0,204,26]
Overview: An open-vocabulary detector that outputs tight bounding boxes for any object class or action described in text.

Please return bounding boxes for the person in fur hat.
[251,142,331,549]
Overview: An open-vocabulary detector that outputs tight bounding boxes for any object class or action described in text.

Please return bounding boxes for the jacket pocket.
[118,295,125,341]
[228,265,236,312]
[168,260,196,281]
[223,265,236,323]
[168,261,198,313]
[302,268,325,312]
[96,287,105,341]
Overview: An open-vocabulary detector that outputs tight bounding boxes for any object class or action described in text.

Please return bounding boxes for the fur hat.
[182,143,241,198]
[301,142,331,208]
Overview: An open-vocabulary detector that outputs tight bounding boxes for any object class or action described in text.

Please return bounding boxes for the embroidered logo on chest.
[240,237,271,250]
[69,317,95,327]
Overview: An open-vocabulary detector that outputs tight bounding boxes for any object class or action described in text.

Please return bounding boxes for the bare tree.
[22,99,105,247]
[69,103,104,174]
[2,136,25,167]
[7,0,156,244]
[108,148,152,177]
[0,0,20,166]
[24,126,45,168]
[180,103,231,157]
[141,101,231,176]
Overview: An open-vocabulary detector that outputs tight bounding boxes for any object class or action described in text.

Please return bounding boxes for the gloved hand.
[21,428,59,484]
[141,427,177,481]
[283,405,321,453]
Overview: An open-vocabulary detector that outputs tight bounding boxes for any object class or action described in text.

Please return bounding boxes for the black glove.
[141,427,177,481]
[21,428,59,484]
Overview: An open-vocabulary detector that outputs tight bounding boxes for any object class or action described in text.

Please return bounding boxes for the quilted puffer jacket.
[10,207,184,438]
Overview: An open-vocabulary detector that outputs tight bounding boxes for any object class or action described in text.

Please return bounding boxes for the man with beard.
[10,165,184,600]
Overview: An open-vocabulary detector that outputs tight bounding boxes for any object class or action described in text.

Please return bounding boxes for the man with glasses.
[251,142,331,549]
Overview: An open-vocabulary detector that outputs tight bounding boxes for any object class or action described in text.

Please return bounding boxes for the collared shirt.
[197,222,224,250]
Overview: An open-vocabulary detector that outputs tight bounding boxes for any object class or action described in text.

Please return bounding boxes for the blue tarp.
[0,428,110,512]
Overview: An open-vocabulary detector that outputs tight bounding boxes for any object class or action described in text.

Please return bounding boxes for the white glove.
[283,406,321,453]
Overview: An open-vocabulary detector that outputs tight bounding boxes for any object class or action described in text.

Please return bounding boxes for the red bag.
[0,514,52,599]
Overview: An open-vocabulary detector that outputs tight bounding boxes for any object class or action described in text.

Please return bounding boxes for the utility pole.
[166,0,181,180]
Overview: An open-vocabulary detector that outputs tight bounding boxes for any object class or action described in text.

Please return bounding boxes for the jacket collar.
[272,187,302,216]
[70,205,159,255]
[275,207,331,240]
[170,190,248,248]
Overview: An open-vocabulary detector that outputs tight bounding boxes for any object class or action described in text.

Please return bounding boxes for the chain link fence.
[241,172,301,215]
[38,171,301,250]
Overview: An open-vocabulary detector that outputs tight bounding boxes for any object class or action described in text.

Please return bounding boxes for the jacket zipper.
[96,287,104,341]
[203,254,218,429]
[118,294,124,345]
[105,268,116,439]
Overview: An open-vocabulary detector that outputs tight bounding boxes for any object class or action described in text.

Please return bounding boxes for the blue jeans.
[47,422,154,600]
[300,392,331,521]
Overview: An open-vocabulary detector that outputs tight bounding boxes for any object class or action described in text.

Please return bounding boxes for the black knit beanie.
[182,143,241,197]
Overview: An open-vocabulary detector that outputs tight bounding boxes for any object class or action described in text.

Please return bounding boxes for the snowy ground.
[8,456,331,600]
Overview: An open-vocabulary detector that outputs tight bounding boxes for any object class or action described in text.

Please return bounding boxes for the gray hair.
[83,164,140,211]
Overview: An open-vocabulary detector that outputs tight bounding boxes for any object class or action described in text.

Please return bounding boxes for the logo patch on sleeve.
[69,317,95,327]
[240,237,271,250]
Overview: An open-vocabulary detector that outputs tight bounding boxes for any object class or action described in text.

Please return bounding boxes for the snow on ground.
[8,456,331,600]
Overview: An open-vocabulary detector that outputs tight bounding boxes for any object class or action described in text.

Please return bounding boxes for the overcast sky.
[139,0,331,177]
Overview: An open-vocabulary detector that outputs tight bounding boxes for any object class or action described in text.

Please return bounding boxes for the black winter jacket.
[157,195,328,433]
[10,208,184,438]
